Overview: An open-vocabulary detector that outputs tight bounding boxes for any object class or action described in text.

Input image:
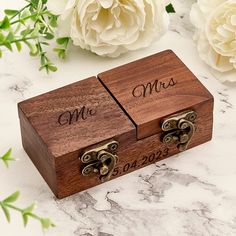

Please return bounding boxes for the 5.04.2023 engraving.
[112,147,169,177]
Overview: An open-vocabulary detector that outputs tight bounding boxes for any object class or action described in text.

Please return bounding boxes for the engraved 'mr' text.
[132,77,177,98]
[58,106,96,126]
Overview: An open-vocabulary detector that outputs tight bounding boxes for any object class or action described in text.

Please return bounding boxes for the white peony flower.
[47,0,169,57]
[190,0,236,73]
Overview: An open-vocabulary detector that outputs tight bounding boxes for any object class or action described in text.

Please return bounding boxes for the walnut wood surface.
[18,77,135,158]
[19,108,58,196]
[56,98,213,198]
[18,77,135,198]
[18,51,214,198]
[98,50,214,139]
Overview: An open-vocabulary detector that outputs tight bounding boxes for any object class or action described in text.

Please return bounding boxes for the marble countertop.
[1,0,236,235]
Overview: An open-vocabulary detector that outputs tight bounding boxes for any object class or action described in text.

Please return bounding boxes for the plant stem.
[11,10,49,25]
[2,202,50,226]
[4,203,22,212]
[27,212,41,221]
[0,36,37,47]
[9,4,31,20]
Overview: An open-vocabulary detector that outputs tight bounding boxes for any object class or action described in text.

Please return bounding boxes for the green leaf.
[23,203,36,214]
[166,3,175,13]
[22,214,29,227]
[37,0,43,12]
[39,64,46,71]
[0,49,2,58]
[31,0,47,6]
[48,64,57,72]
[14,23,22,34]
[1,148,15,167]
[30,0,40,8]
[40,41,50,46]
[31,24,40,37]
[24,41,38,56]
[40,218,55,230]
[0,0,58,74]
[54,48,66,60]
[3,191,20,204]
[0,33,5,43]
[5,42,13,51]
[0,203,11,222]
[4,9,19,16]
[22,203,36,227]
[20,27,33,37]
[6,32,15,41]
[1,148,12,161]
[21,8,31,19]
[49,15,58,28]
[44,32,54,40]
[40,62,57,73]
[56,37,69,45]
[15,41,22,52]
[0,16,10,30]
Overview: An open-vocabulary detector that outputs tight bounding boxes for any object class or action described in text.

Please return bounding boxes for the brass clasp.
[161,110,197,151]
[81,141,119,182]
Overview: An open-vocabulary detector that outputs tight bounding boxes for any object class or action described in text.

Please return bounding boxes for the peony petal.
[62,0,169,57]
[196,32,233,72]
[57,11,74,37]
[60,0,77,20]
[46,0,68,15]
[230,15,236,26]
[190,3,205,29]
[99,0,113,9]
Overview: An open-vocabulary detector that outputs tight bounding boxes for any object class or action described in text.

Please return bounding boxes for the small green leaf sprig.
[0,149,55,230]
[0,0,173,74]
[0,0,69,73]
[0,148,15,168]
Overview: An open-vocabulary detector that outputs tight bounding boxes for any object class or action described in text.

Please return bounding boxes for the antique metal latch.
[161,110,197,152]
[81,141,119,182]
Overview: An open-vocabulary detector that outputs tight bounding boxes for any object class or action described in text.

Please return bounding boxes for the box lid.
[98,50,213,140]
[18,77,135,157]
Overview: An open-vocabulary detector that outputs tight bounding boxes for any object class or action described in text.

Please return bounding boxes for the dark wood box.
[18,50,214,198]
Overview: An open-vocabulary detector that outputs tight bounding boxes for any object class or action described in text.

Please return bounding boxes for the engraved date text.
[112,147,169,177]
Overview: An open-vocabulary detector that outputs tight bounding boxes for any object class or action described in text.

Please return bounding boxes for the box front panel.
[56,98,213,198]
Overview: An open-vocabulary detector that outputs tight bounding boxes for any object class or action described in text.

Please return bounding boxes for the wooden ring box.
[18,50,214,198]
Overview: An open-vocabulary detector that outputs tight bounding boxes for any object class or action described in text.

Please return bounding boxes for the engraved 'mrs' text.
[132,77,177,98]
[58,106,96,126]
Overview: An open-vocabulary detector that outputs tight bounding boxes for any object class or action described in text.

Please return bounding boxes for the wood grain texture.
[18,77,135,158]
[18,51,214,198]
[55,82,213,198]
[18,77,135,198]
[18,108,58,196]
[98,50,214,139]
[55,98,213,198]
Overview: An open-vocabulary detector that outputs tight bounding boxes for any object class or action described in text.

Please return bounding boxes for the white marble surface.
[1,1,236,235]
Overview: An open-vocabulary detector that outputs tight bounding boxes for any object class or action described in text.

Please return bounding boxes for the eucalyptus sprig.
[0,149,55,230]
[0,0,65,73]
